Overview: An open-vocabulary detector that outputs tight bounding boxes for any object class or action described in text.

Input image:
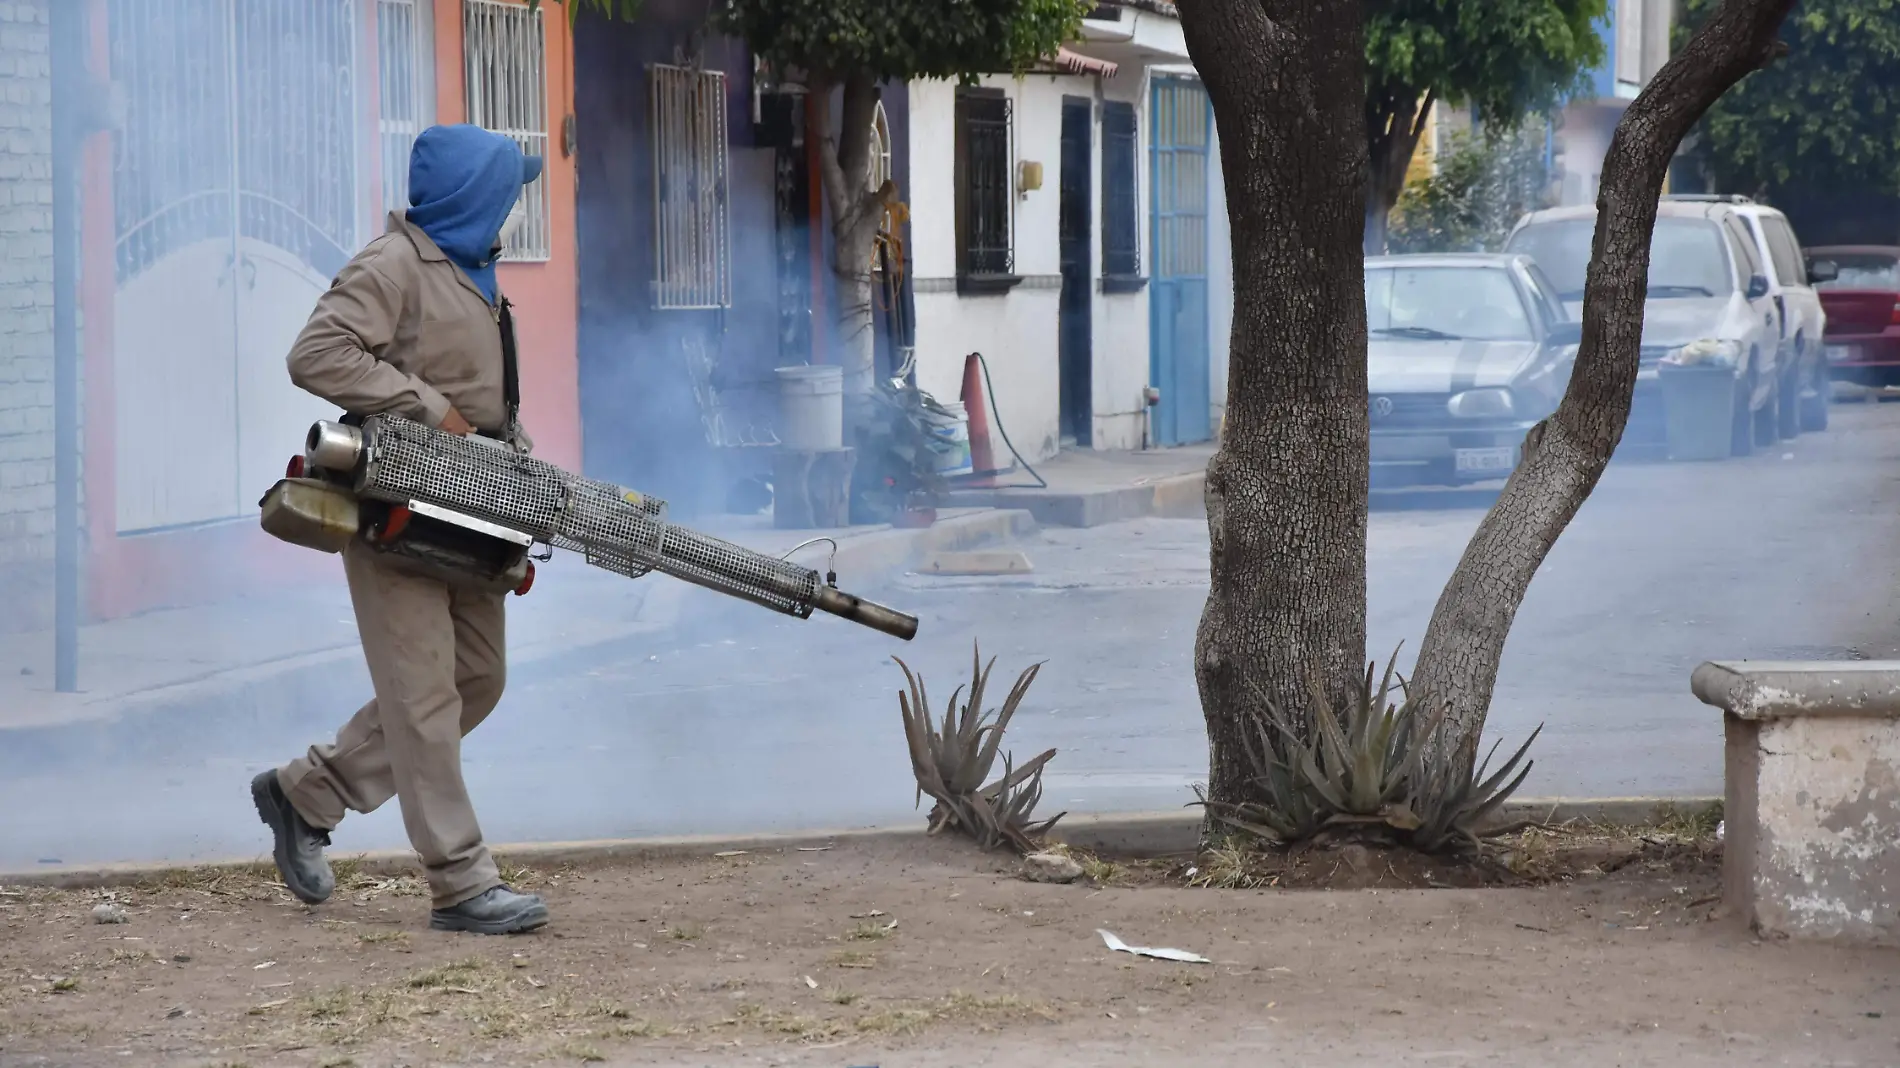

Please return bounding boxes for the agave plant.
[1192,693,1327,844]
[894,644,1065,854]
[1200,647,1441,842]
[1197,644,1542,855]
[1406,724,1543,853]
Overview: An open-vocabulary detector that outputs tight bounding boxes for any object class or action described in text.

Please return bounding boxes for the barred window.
[463,0,550,261]
[649,63,732,309]
[955,88,1016,293]
[1101,100,1141,281]
[377,0,436,216]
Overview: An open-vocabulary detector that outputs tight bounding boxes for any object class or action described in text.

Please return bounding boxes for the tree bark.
[1179,1,1370,805]
[1363,85,1433,255]
[1410,0,1798,765]
[809,74,895,396]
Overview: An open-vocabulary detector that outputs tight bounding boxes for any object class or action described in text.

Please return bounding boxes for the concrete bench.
[1692,661,1900,945]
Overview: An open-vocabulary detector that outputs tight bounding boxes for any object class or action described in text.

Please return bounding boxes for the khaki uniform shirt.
[288,212,527,448]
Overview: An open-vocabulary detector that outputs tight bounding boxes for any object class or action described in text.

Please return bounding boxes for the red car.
[1808,245,1900,389]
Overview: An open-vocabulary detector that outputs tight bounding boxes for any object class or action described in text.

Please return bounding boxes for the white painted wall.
[1207,108,1232,440]
[909,75,1075,464]
[908,53,1228,457]
[1092,68,1151,451]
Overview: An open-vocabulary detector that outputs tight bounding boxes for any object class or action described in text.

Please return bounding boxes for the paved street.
[5,405,1900,871]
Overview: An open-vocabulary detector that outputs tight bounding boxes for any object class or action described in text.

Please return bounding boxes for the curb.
[0,798,1722,890]
[945,472,1206,528]
[1047,797,1724,857]
[0,508,1038,775]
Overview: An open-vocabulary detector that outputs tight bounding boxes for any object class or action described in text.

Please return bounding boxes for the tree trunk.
[1179,1,1371,805]
[1363,86,1432,255]
[1410,0,1799,766]
[810,74,893,396]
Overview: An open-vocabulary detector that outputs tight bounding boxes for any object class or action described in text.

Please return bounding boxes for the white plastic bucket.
[774,365,844,450]
[927,401,973,477]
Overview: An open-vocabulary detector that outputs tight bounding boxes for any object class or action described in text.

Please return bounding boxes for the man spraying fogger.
[250,124,549,935]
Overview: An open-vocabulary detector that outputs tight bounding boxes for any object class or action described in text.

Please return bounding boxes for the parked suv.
[1504,198,1785,456]
[1713,196,1831,433]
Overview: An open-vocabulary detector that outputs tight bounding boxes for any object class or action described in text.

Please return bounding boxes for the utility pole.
[49,1,84,693]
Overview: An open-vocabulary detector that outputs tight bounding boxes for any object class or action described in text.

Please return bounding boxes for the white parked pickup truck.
[1698,195,1832,435]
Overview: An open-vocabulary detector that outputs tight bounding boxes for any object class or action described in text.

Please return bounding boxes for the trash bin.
[1657,363,1738,461]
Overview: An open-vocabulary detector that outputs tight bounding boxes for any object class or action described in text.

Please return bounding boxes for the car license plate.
[1454,447,1515,474]
[1826,344,1856,363]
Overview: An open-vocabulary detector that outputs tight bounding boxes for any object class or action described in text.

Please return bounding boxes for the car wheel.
[1753,366,1781,448]
[1731,368,1756,458]
[1800,355,1830,432]
[1777,362,1802,439]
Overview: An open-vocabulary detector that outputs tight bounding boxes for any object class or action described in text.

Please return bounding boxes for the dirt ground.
[2,831,1896,1068]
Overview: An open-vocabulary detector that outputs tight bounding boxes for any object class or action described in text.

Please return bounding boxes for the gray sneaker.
[430,885,550,935]
[250,770,335,905]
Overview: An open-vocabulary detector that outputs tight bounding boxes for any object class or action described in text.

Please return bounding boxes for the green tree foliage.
[544,0,1084,82]
[1682,0,1900,195]
[710,0,1090,84]
[1365,0,1605,251]
[1388,124,1553,254]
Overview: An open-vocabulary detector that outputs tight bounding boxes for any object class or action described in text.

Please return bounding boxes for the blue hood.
[405,124,544,303]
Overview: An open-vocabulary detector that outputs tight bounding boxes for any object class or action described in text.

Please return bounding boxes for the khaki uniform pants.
[279,544,507,909]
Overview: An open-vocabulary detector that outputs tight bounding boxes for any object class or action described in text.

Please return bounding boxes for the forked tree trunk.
[1178,1,1371,805]
[1410,0,1799,765]
[810,74,895,396]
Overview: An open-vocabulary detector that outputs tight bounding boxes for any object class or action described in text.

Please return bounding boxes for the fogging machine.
[257,413,918,641]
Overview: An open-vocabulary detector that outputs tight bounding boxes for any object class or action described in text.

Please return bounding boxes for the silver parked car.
[1366,253,1581,486]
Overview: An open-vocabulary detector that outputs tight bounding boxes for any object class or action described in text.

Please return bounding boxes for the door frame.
[1147,74,1212,447]
[1057,95,1093,447]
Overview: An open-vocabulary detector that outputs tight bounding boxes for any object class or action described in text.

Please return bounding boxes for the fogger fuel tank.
[258,415,919,641]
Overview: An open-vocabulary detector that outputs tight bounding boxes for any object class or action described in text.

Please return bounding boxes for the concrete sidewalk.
[943,442,1213,527]
[1,441,1218,732]
[0,508,1032,744]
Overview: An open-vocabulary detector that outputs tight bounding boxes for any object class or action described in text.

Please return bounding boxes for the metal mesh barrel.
[353,414,820,616]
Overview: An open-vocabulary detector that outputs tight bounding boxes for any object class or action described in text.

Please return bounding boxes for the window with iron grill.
[378,0,435,216]
[956,89,1016,293]
[463,0,550,261]
[1101,100,1141,285]
[649,63,732,310]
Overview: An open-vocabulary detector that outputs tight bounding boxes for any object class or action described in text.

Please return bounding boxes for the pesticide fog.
[6,6,1900,876]
[7,442,1894,872]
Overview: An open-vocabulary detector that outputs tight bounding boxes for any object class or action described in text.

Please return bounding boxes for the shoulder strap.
[498,296,521,428]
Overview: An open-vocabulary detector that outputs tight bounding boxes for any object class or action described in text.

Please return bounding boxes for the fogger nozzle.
[813,585,919,641]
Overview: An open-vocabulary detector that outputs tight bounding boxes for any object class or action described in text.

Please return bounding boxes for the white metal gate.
[109,0,361,533]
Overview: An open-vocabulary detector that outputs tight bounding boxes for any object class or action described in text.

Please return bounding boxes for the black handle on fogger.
[812,585,919,641]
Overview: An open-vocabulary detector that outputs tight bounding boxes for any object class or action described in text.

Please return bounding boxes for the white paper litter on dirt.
[1097,929,1211,964]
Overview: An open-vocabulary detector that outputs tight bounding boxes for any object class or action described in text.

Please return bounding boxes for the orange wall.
[434,0,583,471]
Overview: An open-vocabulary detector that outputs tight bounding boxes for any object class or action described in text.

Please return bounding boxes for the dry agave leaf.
[892,644,1057,855]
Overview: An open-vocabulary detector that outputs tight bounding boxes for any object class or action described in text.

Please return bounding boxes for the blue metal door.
[1149,77,1212,446]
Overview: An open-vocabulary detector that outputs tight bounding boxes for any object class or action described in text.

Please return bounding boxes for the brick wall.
[0,0,55,634]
